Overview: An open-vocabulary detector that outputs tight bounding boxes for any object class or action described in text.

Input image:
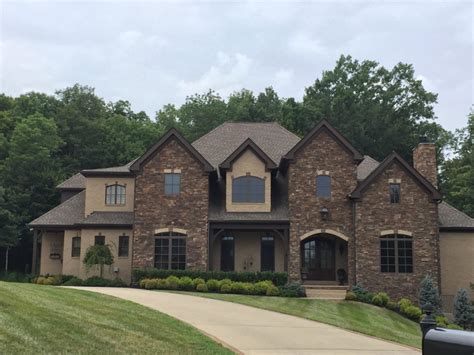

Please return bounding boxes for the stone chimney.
[413,136,437,187]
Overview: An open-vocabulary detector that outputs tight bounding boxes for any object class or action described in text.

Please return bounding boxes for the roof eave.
[219,138,278,171]
[80,171,134,177]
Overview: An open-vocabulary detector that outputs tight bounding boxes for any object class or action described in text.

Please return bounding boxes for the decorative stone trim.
[163,168,181,173]
[388,178,402,183]
[316,170,330,175]
[154,227,187,235]
[380,229,413,236]
[299,228,349,242]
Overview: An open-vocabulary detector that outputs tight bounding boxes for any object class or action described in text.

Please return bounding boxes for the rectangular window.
[232,176,265,203]
[118,236,129,257]
[220,236,235,271]
[71,236,81,257]
[105,184,126,205]
[389,184,400,203]
[95,235,105,246]
[261,235,275,272]
[380,234,413,273]
[316,175,331,198]
[154,232,186,270]
[164,173,181,196]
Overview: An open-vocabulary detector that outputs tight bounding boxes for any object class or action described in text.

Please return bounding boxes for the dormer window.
[232,176,264,203]
[316,175,331,198]
[389,183,400,203]
[105,184,126,205]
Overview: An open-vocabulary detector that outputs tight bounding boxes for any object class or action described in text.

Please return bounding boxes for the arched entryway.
[300,231,348,284]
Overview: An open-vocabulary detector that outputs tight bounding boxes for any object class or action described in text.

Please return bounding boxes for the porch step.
[305,288,347,300]
[303,283,348,291]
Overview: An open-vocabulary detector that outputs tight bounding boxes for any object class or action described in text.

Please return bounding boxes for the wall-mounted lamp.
[320,207,329,221]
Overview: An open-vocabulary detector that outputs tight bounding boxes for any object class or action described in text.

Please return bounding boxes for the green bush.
[36,276,46,285]
[242,282,255,295]
[83,276,112,287]
[398,298,413,313]
[178,277,194,291]
[266,285,280,296]
[62,277,83,286]
[230,282,246,294]
[1,272,36,283]
[372,292,390,307]
[345,291,358,301]
[109,277,127,287]
[166,276,179,290]
[447,323,463,330]
[419,275,442,315]
[219,278,232,287]
[196,283,208,292]
[404,305,422,321]
[220,283,232,293]
[279,282,306,298]
[436,315,449,327]
[192,278,206,289]
[254,281,272,295]
[156,279,169,289]
[139,278,150,288]
[42,277,55,285]
[386,301,399,312]
[206,279,220,292]
[132,268,288,286]
[351,284,373,303]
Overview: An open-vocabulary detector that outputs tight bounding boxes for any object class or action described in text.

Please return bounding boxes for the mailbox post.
[420,303,437,337]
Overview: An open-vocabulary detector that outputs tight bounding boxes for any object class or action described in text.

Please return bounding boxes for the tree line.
[0,55,472,271]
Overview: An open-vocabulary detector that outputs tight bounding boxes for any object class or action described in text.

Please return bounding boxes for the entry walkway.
[73,287,420,355]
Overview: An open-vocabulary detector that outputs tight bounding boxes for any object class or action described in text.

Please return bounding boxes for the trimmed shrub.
[109,277,127,287]
[83,276,111,287]
[398,298,413,313]
[156,279,169,290]
[266,285,280,296]
[166,276,179,290]
[386,301,399,312]
[436,315,449,328]
[351,283,373,303]
[219,278,232,287]
[453,288,473,329]
[345,291,357,301]
[132,268,288,286]
[139,278,150,289]
[254,281,272,295]
[42,277,55,285]
[206,279,220,292]
[447,323,463,330]
[220,283,232,293]
[279,282,306,298]
[1,272,36,283]
[404,305,422,321]
[196,283,208,292]
[36,276,46,285]
[62,277,83,286]
[178,277,194,291]
[230,282,246,294]
[419,275,442,315]
[192,278,206,289]
[372,292,390,307]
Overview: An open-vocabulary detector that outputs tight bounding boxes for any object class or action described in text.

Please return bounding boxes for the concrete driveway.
[72,287,420,355]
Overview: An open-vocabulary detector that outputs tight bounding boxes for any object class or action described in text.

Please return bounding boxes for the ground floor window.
[220,235,234,271]
[118,235,129,257]
[71,236,81,257]
[380,234,413,273]
[154,231,186,270]
[261,235,275,271]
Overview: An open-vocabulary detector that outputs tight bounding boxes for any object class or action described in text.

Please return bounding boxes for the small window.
[316,175,331,198]
[154,231,186,270]
[389,184,400,203]
[118,236,129,257]
[261,235,275,272]
[232,176,265,203]
[380,234,413,273]
[105,184,126,205]
[164,173,181,196]
[95,235,105,246]
[71,236,81,257]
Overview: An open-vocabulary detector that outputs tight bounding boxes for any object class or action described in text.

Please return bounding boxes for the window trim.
[154,231,186,270]
[231,175,265,204]
[389,183,401,204]
[105,183,126,205]
[316,175,331,198]
[164,173,181,196]
[380,234,413,274]
[71,236,81,258]
[118,235,129,258]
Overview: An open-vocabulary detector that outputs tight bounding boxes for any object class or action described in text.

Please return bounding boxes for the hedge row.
[139,276,306,297]
[33,275,127,287]
[133,268,288,286]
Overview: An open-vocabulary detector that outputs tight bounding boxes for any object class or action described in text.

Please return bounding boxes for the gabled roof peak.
[219,137,278,170]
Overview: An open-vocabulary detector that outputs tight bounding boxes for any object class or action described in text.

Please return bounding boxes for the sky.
[1,0,473,132]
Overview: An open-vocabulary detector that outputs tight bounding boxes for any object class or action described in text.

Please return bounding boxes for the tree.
[255,87,282,122]
[453,288,473,329]
[302,55,444,162]
[226,89,257,122]
[83,244,114,278]
[419,275,442,315]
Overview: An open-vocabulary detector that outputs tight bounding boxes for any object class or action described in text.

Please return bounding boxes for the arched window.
[105,184,126,205]
[232,176,265,203]
[380,234,413,273]
[154,230,186,270]
[316,175,331,198]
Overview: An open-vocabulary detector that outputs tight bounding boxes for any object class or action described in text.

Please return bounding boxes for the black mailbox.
[423,328,474,355]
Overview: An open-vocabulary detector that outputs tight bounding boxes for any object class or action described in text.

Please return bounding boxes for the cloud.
[288,32,327,55]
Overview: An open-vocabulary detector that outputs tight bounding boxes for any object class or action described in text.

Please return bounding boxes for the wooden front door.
[301,237,336,281]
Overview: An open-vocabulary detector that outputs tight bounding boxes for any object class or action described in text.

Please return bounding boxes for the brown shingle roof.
[56,173,86,190]
[439,202,474,230]
[192,122,300,169]
[357,155,380,181]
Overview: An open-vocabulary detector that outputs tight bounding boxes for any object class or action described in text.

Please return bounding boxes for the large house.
[29,120,474,305]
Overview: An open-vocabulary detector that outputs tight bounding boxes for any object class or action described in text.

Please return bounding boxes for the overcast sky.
[1,0,472,131]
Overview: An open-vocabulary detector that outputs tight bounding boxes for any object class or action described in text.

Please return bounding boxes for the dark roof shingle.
[56,173,86,190]
[439,202,474,230]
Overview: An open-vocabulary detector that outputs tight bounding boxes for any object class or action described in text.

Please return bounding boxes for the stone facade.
[354,160,439,301]
[287,128,358,283]
[413,143,437,187]
[132,137,209,270]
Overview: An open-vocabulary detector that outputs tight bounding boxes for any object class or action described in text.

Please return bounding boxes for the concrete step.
[303,284,348,291]
[304,288,347,300]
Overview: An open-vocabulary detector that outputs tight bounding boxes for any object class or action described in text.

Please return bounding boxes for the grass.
[0,282,232,355]
[185,292,422,349]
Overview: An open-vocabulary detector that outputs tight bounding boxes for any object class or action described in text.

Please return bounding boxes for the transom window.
[316,175,331,198]
[232,176,265,203]
[389,184,400,203]
[154,231,186,270]
[71,236,81,257]
[380,234,413,273]
[164,173,181,196]
[105,184,126,205]
[118,235,129,257]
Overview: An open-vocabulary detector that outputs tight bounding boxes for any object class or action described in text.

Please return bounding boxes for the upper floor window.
[95,235,105,246]
[232,176,265,203]
[165,173,181,196]
[71,236,81,257]
[316,175,331,198]
[118,235,129,257]
[380,234,413,273]
[105,184,126,205]
[389,184,400,203]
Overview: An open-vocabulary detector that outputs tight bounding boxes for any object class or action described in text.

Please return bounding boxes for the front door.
[301,237,335,280]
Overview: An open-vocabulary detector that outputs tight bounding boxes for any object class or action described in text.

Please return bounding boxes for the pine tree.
[419,275,442,315]
[453,288,473,329]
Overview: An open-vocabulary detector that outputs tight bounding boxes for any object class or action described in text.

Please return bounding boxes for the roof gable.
[350,152,441,200]
[284,120,363,162]
[130,128,214,173]
[219,138,278,170]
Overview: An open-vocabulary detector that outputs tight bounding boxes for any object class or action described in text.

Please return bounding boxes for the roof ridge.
[29,190,85,225]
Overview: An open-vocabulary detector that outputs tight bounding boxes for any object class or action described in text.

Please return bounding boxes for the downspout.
[352,200,357,286]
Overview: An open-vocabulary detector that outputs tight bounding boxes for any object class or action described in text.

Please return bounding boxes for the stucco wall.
[226,149,271,212]
[40,231,64,275]
[211,230,285,272]
[62,230,81,276]
[84,177,135,216]
[440,231,474,311]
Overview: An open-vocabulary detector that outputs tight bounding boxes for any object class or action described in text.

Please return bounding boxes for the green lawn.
[186,292,422,349]
[0,282,232,355]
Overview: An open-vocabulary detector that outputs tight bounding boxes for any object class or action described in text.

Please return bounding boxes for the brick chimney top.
[413,141,437,187]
